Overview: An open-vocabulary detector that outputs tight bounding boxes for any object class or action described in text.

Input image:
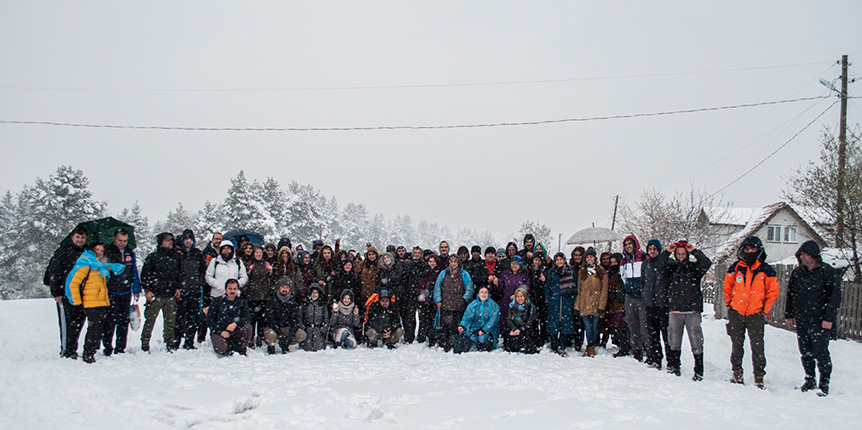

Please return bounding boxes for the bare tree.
[785,127,862,279]
[618,186,731,256]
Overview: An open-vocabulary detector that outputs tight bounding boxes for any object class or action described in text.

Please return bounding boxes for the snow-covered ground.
[1,299,860,429]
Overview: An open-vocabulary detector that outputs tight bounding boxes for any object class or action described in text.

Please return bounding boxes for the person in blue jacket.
[458,285,501,352]
[434,255,474,352]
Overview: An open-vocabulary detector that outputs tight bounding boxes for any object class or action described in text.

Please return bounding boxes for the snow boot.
[267,345,277,355]
[82,353,96,364]
[692,353,704,382]
[817,374,830,397]
[730,370,744,385]
[754,375,764,389]
[633,349,644,362]
[666,350,681,376]
[799,376,817,392]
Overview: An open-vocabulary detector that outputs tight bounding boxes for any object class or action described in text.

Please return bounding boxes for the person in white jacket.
[205,241,248,300]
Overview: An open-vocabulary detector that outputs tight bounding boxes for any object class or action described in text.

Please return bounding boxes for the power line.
[0,61,833,93]
[708,100,839,197]
[0,95,830,133]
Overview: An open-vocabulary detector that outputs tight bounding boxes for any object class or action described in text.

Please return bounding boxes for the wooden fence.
[708,263,862,341]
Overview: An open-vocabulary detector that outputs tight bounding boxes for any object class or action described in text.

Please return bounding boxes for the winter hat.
[471,245,482,254]
[646,239,662,253]
[496,248,507,258]
[485,246,496,256]
[510,255,524,266]
[610,253,623,263]
[275,276,294,288]
[181,229,195,241]
[219,241,235,250]
[341,258,354,270]
[277,237,292,251]
[378,288,393,301]
[340,289,354,302]
[457,246,469,255]
[796,240,822,263]
[312,240,324,248]
[366,246,379,256]
[585,248,597,258]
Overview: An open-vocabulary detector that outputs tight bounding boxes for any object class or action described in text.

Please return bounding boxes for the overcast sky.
[2,1,861,248]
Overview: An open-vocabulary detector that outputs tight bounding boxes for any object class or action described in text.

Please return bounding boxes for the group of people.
[45,227,842,396]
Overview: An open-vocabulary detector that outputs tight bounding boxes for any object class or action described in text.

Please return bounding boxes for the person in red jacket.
[723,236,779,388]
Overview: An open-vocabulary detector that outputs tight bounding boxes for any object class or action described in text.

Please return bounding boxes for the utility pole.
[836,55,849,247]
[610,195,620,231]
[558,233,562,254]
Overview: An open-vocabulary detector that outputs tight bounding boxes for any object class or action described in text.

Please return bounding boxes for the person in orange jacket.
[723,236,779,388]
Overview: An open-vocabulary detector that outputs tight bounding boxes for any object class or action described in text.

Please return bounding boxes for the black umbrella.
[223,229,264,247]
[61,217,137,250]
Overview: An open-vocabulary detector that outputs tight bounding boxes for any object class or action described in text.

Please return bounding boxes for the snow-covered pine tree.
[117,201,153,253]
[0,166,106,299]
[153,203,198,244]
[261,177,289,239]
[340,203,370,250]
[285,181,329,246]
[222,171,277,240]
[195,200,224,242]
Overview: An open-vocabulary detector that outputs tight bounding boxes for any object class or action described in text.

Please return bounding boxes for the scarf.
[338,300,355,316]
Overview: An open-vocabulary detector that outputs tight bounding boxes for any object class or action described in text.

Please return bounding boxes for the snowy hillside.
[0,298,859,429]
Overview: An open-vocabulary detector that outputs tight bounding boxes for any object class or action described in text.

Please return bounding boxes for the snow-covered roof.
[714,202,785,263]
[774,247,855,270]
[705,207,762,226]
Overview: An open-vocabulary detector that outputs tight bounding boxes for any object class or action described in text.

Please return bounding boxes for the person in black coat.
[786,240,842,396]
[206,279,253,356]
[44,226,88,359]
[140,232,181,352]
[173,229,208,350]
[365,288,404,348]
[263,276,306,354]
[299,286,329,351]
[660,241,711,380]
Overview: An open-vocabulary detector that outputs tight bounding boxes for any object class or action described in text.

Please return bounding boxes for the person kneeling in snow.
[262,276,306,354]
[504,287,538,354]
[299,286,330,351]
[365,288,404,349]
[206,279,253,356]
[457,285,501,352]
[330,289,362,349]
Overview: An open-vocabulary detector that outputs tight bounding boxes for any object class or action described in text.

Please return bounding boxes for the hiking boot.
[730,370,744,385]
[800,377,817,392]
[633,350,644,362]
[692,353,704,382]
[103,347,113,357]
[817,375,830,397]
[267,345,277,355]
[754,375,764,389]
[182,343,197,350]
[667,366,681,377]
[141,344,150,353]
[114,348,125,354]
[613,350,629,358]
[586,346,596,357]
[82,353,96,364]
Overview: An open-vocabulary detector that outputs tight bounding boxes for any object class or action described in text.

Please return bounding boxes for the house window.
[784,226,798,243]
[767,225,781,242]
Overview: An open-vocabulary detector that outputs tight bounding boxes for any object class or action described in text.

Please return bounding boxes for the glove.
[597,309,605,318]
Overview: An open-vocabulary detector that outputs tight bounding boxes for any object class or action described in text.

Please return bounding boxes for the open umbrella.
[61,217,137,250]
[223,229,264,247]
[565,226,623,245]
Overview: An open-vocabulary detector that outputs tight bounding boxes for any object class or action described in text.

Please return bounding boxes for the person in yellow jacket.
[723,236,779,388]
[65,242,126,363]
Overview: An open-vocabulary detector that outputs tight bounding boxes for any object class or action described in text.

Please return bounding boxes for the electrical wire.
[0,96,830,132]
[708,100,839,197]
[0,62,834,93]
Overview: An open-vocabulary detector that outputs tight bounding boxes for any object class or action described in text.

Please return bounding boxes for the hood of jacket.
[737,236,768,263]
[796,240,822,264]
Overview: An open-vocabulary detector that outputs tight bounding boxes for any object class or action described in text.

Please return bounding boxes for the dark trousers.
[504,327,538,353]
[174,293,201,348]
[212,323,254,355]
[198,295,212,342]
[582,315,600,347]
[646,306,670,365]
[550,332,570,352]
[57,298,86,358]
[102,292,131,353]
[247,300,268,346]
[571,316,585,350]
[439,309,464,348]
[417,305,436,343]
[397,304,418,343]
[83,307,108,357]
[727,309,767,376]
[796,320,833,381]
